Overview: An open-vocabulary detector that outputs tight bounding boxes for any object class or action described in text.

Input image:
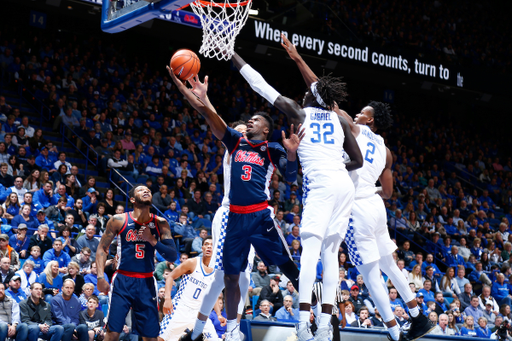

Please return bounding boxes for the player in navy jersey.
[96,185,177,341]
[167,66,303,341]
[230,38,363,340]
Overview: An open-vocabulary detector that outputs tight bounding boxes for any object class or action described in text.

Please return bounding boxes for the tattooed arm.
[96,214,124,293]
[139,217,178,263]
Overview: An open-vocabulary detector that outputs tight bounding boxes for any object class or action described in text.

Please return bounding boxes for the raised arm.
[377,147,393,199]
[333,102,360,137]
[96,214,124,293]
[280,33,318,87]
[339,116,363,171]
[231,53,305,126]
[162,258,196,315]
[166,67,227,140]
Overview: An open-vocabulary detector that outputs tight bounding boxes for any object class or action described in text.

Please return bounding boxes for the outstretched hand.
[282,123,305,152]
[166,66,206,109]
[187,75,209,101]
[280,33,301,61]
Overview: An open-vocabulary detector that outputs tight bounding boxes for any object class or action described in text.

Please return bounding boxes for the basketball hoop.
[190,0,252,61]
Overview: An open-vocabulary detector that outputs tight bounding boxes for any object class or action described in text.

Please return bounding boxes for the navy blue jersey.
[117,212,161,275]
[222,128,289,207]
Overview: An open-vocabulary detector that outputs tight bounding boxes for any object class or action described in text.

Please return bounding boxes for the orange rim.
[193,0,251,8]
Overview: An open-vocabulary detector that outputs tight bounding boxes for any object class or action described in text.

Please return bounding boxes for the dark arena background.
[0,0,511,340]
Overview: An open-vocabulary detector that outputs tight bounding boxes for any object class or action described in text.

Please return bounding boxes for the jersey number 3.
[365,142,375,164]
[241,165,252,181]
[135,244,145,259]
[310,123,334,144]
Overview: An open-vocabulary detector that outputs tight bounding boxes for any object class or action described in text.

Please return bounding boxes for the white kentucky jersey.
[350,125,387,199]
[173,257,214,311]
[298,106,347,176]
[221,151,231,208]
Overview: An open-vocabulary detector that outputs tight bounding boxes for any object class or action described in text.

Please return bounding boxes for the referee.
[312,280,346,341]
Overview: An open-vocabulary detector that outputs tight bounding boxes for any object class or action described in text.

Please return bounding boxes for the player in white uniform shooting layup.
[180,121,256,341]
[280,34,434,341]
[159,236,218,341]
[231,42,363,341]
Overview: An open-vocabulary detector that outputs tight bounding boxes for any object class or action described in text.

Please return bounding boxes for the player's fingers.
[281,130,286,140]
[290,124,294,134]
[296,123,302,133]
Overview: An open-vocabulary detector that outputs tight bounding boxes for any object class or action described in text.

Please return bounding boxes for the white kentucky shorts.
[345,194,398,266]
[159,305,219,341]
[300,170,355,240]
[210,205,255,272]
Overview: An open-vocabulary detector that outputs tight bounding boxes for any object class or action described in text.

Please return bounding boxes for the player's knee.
[224,274,240,287]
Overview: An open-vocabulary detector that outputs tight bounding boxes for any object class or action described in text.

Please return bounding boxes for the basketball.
[170,49,201,81]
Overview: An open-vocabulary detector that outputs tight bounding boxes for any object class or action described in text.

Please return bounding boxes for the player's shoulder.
[268,142,286,153]
[155,215,169,224]
[225,126,243,138]
[111,213,126,224]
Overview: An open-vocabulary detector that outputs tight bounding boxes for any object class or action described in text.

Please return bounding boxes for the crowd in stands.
[0,16,510,340]
[311,0,512,73]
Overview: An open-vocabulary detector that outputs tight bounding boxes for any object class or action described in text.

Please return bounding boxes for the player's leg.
[203,319,221,341]
[132,277,160,340]
[379,254,434,340]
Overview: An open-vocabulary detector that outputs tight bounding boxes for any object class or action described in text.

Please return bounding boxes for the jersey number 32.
[310,123,334,144]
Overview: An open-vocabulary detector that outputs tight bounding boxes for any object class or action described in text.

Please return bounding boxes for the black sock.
[279,259,300,290]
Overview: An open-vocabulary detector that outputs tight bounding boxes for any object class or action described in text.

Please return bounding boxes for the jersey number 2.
[310,123,334,144]
[241,165,252,181]
[365,142,375,164]
[135,244,145,259]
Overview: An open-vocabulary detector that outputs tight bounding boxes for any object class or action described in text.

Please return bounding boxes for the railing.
[60,123,98,179]
[15,79,52,126]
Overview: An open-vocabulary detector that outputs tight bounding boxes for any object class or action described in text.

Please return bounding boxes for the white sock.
[191,319,206,339]
[299,310,310,325]
[389,324,400,340]
[319,313,331,328]
[409,306,420,318]
[226,319,237,333]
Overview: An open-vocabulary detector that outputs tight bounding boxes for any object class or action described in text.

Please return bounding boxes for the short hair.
[128,184,146,198]
[58,197,67,204]
[359,306,369,314]
[30,245,41,252]
[23,260,35,269]
[254,112,274,140]
[30,282,43,290]
[259,299,271,307]
[63,278,75,287]
[68,261,80,271]
[88,295,99,304]
[81,247,91,254]
[230,120,246,128]
[202,236,213,246]
[82,283,95,291]
[471,295,479,300]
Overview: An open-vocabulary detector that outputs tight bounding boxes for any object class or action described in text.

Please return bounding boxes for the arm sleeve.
[51,298,68,325]
[274,146,298,183]
[19,302,35,325]
[221,127,243,154]
[11,301,20,324]
[154,239,178,263]
[239,64,281,105]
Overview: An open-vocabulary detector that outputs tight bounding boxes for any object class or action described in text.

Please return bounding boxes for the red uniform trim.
[116,269,154,278]
[153,215,161,239]
[117,213,129,236]
[245,139,267,148]
[129,212,154,225]
[229,137,242,156]
[230,201,268,214]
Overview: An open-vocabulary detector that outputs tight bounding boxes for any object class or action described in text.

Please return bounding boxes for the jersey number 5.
[365,142,375,164]
[241,165,252,181]
[310,123,334,144]
[135,244,145,259]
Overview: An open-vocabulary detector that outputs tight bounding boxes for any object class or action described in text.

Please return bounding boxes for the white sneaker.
[296,323,315,341]
[314,326,333,341]
[225,325,241,341]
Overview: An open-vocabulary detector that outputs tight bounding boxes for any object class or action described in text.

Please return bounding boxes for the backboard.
[101,0,194,33]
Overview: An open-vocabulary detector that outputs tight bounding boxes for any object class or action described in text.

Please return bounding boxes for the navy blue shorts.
[107,272,159,338]
[223,207,291,275]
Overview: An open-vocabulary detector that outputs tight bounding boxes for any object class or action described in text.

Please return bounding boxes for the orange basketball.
[170,49,201,81]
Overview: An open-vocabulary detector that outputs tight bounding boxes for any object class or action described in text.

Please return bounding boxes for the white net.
[190,0,252,61]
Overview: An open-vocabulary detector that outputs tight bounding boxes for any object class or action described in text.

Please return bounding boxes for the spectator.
[388,287,406,312]
[37,261,62,304]
[429,313,455,335]
[5,177,27,204]
[11,206,38,231]
[28,224,53,257]
[460,315,478,336]
[447,246,466,268]
[71,247,92,275]
[0,163,14,188]
[253,300,276,322]
[286,225,300,247]
[26,246,44,275]
[209,294,226,339]
[0,281,28,341]
[79,295,105,341]
[349,285,364,313]
[53,153,72,176]
[482,303,497,330]
[33,182,53,209]
[43,239,70,274]
[399,241,415,267]
[172,214,195,254]
[15,260,37,296]
[81,189,97,215]
[50,279,88,341]
[6,275,27,303]
[76,226,99,261]
[78,283,95,310]
[281,281,299,309]
[188,190,206,220]
[275,295,299,321]
[350,306,372,328]
[440,267,461,298]
[83,262,108,306]
[344,301,357,325]
[44,197,69,229]
[455,266,470,290]
[393,306,409,327]
[251,262,270,296]
[458,283,474,310]
[20,282,64,341]
[434,292,449,316]
[34,209,55,230]
[35,148,55,174]
[257,277,283,316]
[2,192,20,221]
[409,265,423,291]
[465,295,484,321]
[51,185,74,209]
[0,234,20,271]
[152,185,172,213]
[191,228,208,255]
[59,225,79,257]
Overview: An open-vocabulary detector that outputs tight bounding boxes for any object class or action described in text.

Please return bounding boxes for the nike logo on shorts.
[267,226,273,232]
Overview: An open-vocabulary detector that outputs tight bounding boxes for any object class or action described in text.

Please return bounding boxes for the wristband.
[97,276,104,280]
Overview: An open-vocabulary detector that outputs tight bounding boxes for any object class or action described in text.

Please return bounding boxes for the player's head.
[303,75,347,110]
[129,185,152,207]
[246,112,273,140]
[202,236,213,257]
[230,120,247,134]
[356,101,393,132]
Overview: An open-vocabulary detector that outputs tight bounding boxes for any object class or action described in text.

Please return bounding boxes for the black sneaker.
[179,329,204,341]
[387,331,404,341]
[404,313,435,341]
